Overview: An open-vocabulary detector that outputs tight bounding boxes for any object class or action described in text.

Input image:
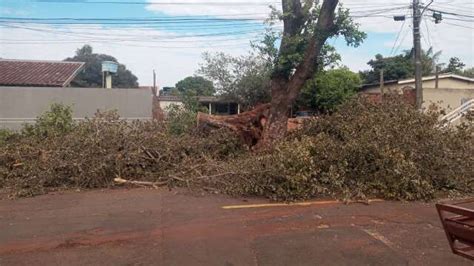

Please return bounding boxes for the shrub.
[22,103,75,138]
[166,104,198,136]
[0,129,14,145]
[166,94,208,135]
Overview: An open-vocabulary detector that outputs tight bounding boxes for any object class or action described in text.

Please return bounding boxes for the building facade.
[360,74,474,111]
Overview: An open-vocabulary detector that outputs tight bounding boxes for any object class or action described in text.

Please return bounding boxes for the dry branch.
[114,177,167,189]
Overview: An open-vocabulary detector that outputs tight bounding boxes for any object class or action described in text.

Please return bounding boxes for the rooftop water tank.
[102,61,118,73]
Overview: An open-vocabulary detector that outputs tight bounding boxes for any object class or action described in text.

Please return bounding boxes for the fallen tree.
[251,0,365,148]
[197,104,270,147]
[197,104,305,147]
[1,96,472,201]
[196,0,365,148]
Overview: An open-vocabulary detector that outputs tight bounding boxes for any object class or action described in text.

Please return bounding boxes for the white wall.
[0,87,153,130]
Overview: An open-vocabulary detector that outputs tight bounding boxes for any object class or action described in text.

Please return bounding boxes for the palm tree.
[404,47,443,76]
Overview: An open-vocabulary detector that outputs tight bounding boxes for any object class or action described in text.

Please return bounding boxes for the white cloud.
[145,0,279,19]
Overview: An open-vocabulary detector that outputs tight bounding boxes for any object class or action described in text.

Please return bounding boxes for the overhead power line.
[0,6,411,25]
[393,24,411,55]
[390,19,406,55]
[427,8,474,18]
[422,16,432,49]
[34,1,278,6]
[443,21,474,29]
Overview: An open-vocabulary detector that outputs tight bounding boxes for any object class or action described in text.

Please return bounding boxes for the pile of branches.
[218,96,474,201]
[1,97,472,201]
[0,111,243,197]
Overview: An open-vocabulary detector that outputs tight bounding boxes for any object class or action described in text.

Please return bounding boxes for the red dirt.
[0,188,471,265]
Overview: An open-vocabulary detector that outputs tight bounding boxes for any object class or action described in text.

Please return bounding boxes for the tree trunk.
[197,103,305,148]
[197,0,339,149]
[259,0,339,149]
[257,77,293,148]
[197,104,270,147]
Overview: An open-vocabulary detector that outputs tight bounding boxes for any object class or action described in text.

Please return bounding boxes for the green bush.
[0,129,13,145]
[166,94,208,136]
[166,104,198,136]
[22,103,75,138]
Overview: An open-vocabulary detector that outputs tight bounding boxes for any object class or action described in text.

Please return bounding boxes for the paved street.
[0,188,471,265]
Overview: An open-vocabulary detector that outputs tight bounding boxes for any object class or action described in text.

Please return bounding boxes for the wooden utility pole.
[153,69,157,94]
[435,66,440,89]
[413,0,423,109]
[379,69,385,95]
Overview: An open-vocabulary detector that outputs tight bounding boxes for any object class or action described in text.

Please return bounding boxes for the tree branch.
[281,0,304,36]
[288,0,339,99]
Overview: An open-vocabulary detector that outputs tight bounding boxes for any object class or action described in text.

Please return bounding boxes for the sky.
[0,0,473,87]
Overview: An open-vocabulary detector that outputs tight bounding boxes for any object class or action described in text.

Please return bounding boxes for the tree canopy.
[461,67,474,78]
[444,57,466,74]
[198,52,272,110]
[65,45,139,88]
[175,76,215,96]
[359,48,458,84]
[199,2,365,112]
[360,53,413,84]
[299,67,360,113]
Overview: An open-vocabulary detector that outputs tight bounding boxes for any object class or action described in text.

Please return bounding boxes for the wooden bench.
[436,198,474,260]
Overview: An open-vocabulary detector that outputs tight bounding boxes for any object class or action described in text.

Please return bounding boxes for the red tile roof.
[0,59,85,87]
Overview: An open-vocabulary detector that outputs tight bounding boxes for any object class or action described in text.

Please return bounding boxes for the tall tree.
[418,47,442,76]
[175,76,215,96]
[360,48,442,84]
[65,45,139,88]
[260,0,365,146]
[360,53,413,84]
[198,52,273,110]
[444,57,466,74]
[462,67,474,78]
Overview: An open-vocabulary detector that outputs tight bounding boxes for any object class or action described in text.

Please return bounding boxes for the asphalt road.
[0,188,471,265]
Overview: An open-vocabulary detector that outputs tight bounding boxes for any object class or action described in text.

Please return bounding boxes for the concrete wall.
[159,100,183,111]
[362,78,474,112]
[419,79,473,89]
[0,86,152,130]
[362,83,400,94]
[363,78,474,93]
[423,88,474,111]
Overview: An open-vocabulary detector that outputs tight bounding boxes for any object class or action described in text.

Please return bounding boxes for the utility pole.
[413,0,423,110]
[394,0,435,109]
[153,69,157,96]
[379,69,385,95]
[435,65,440,89]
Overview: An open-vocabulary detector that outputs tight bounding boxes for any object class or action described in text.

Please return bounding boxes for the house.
[360,73,474,111]
[156,95,240,116]
[0,59,84,87]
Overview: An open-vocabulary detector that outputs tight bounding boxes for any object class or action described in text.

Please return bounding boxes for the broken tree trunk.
[258,0,339,148]
[197,103,305,147]
[197,104,270,147]
[198,0,339,149]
